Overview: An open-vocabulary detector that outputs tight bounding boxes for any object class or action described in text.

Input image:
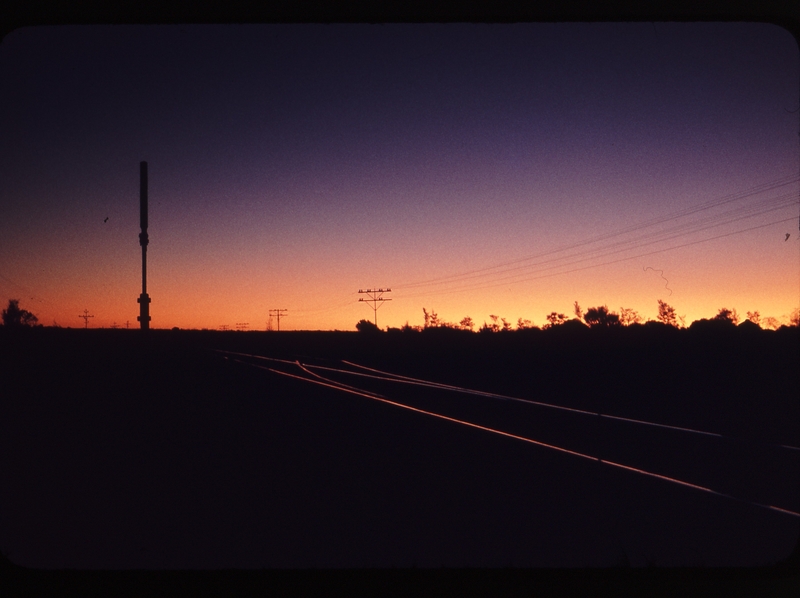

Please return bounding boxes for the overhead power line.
[389,174,799,299]
[394,216,796,300]
[401,195,795,295]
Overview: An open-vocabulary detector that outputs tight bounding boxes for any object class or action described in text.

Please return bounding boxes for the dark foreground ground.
[1,324,798,594]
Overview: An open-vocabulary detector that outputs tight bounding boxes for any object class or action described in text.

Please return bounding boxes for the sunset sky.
[0,22,798,331]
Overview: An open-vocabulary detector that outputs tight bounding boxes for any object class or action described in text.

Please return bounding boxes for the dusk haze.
[0,23,798,331]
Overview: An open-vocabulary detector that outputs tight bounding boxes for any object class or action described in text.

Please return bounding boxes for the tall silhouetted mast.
[137,161,151,330]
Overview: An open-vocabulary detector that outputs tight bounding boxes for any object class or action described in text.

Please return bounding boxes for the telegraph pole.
[235,322,249,331]
[269,309,288,331]
[358,288,391,328]
[79,309,94,329]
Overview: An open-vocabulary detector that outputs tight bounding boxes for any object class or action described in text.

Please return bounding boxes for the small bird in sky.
[104,217,109,223]
[786,233,791,241]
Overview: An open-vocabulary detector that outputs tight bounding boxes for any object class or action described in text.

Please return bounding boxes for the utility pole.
[269,309,288,331]
[235,322,249,332]
[358,288,391,328]
[79,309,94,329]
[219,324,229,331]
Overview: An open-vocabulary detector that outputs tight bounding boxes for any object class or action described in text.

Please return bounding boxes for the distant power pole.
[358,288,391,328]
[269,309,288,331]
[235,322,249,332]
[219,324,229,331]
[79,309,95,329]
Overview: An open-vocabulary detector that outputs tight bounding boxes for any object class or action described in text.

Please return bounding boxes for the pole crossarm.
[78,309,95,329]
[358,288,392,328]
[269,309,288,331]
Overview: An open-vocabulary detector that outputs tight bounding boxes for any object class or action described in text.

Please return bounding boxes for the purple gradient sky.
[0,23,798,330]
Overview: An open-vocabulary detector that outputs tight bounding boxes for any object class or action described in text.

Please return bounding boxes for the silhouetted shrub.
[422,308,439,328]
[583,305,621,328]
[618,307,642,326]
[544,312,568,328]
[422,325,466,336]
[356,319,380,333]
[689,318,736,333]
[459,317,475,331]
[737,319,761,333]
[713,308,739,325]
[553,319,588,332]
[516,318,534,330]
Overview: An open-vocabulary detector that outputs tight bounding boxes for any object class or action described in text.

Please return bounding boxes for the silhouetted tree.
[761,316,781,330]
[1,299,39,328]
[459,317,474,332]
[713,308,739,325]
[422,308,441,329]
[573,301,583,320]
[356,319,380,333]
[656,300,678,327]
[790,308,800,327]
[488,314,500,332]
[618,307,642,326]
[746,311,760,326]
[544,312,568,328]
[583,305,621,328]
